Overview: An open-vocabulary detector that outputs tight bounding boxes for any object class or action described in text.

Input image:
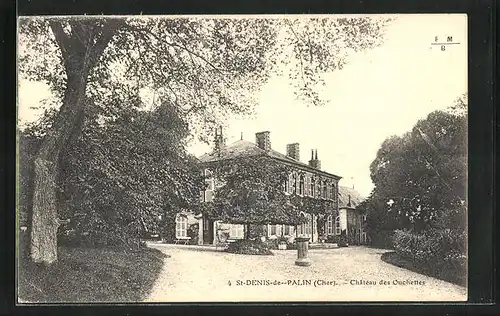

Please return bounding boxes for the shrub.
[187,223,199,245]
[338,230,349,247]
[263,238,278,250]
[325,235,337,244]
[393,228,466,282]
[225,239,274,255]
[324,230,348,246]
[368,230,395,249]
[277,236,288,243]
[286,240,297,250]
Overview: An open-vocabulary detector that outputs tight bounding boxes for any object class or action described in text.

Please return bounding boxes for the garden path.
[145,244,466,302]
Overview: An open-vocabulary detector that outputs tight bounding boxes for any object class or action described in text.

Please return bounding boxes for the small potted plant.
[277,236,288,250]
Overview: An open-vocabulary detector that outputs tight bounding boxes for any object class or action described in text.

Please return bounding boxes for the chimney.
[214,126,225,156]
[286,143,300,161]
[308,149,321,169]
[255,131,271,151]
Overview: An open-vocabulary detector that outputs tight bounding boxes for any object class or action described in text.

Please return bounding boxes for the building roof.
[198,139,341,179]
[338,186,365,209]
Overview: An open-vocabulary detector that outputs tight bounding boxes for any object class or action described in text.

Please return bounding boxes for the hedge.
[225,239,274,255]
[393,228,467,283]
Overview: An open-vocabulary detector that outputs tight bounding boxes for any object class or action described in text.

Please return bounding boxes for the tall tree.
[19,16,391,264]
[362,95,467,240]
[58,102,205,247]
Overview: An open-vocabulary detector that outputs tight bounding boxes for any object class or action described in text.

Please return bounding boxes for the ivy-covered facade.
[172,130,368,245]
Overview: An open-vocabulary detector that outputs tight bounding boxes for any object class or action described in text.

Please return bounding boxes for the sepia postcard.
[17,14,468,303]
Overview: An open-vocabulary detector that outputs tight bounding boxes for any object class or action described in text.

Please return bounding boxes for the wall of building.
[345,208,367,245]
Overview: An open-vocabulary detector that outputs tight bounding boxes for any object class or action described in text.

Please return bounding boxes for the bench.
[174,236,191,245]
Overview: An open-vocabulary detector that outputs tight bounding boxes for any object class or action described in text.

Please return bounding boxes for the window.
[334,216,341,235]
[322,181,328,199]
[285,225,294,236]
[299,175,305,196]
[330,184,336,201]
[203,173,215,202]
[288,174,294,194]
[270,224,276,235]
[304,176,310,196]
[175,214,188,238]
[292,173,298,194]
[310,177,315,197]
[230,224,244,239]
[276,224,282,236]
[316,180,321,198]
[326,215,334,235]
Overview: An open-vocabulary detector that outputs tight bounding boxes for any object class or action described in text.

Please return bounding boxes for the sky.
[18,14,467,197]
[186,14,468,196]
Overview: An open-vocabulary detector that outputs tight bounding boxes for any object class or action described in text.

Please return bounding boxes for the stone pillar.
[295,237,311,266]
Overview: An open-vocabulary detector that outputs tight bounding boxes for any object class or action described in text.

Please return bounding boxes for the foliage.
[289,195,336,215]
[19,17,392,123]
[277,236,288,243]
[323,230,348,246]
[338,230,349,247]
[362,95,467,237]
[225,239,274,256]
[208,156,304,226]
[324,235,336,244]
[19,101,205,249]
[392,229,466,285]
[18,16,391,262]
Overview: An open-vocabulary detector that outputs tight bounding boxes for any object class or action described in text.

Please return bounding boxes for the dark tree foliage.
[361,95,467,246]
[20,102,205,249]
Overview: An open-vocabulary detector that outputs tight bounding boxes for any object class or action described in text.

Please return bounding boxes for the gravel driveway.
[145,244,466,302]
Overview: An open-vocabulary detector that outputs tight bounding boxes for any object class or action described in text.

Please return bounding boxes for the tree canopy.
[18,15,392,263]
[361,95,467,237]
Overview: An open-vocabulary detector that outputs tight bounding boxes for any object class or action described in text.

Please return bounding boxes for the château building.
[173,129,367,245]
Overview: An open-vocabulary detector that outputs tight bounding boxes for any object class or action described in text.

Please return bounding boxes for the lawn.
[17,246,166,303]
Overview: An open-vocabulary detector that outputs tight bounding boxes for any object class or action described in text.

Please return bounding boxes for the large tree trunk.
[30,72,89,264]
[29,19,121,264]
